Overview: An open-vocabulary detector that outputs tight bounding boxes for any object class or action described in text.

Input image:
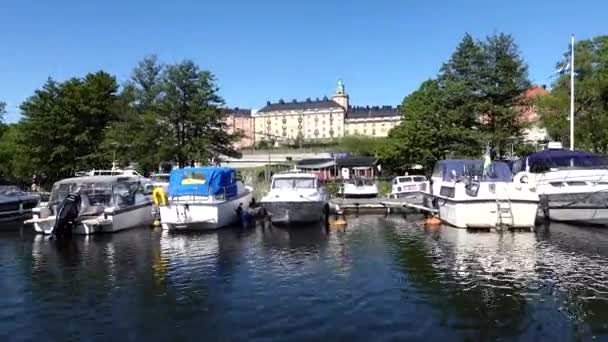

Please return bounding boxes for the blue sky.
[1,0,607,122]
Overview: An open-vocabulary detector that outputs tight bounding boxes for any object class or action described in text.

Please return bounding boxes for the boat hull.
[261,201,328,224]
[435,198,539,229]
[159,192,252,230]
[541,193,608,225]
[29,203,153,235]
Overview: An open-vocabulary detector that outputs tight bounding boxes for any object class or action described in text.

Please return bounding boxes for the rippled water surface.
[2,216,608,341]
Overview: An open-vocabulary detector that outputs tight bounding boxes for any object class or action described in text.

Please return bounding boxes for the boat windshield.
[272,178,316,189]
[433,160,513,182]
[350,178,375,186]
[153,175,170,183]
[50,182,114,206]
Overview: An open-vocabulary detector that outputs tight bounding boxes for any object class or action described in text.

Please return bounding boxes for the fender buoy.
[425,215,442,225]
[152,188,168,206]
[513,172,532,190]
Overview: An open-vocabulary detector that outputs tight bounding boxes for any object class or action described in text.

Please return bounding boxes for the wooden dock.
[330,196,437,215]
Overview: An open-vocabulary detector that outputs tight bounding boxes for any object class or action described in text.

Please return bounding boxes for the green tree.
[104,56,169,174]
[0,123,33,185]
[386,79,477,173]
[538,35,608,152]
[105,56,240,172]
[478,33,531,157]
[158,60,240,166]
[0,101,6,136]
[19,72,119,185]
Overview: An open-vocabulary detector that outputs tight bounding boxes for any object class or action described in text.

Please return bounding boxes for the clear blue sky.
[1,0,607,122]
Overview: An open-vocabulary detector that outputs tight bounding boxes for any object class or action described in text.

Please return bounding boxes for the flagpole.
[570,34,575,150]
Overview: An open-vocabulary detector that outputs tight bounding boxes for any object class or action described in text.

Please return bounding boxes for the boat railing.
[168,185,238,203]
[534,171,608,186]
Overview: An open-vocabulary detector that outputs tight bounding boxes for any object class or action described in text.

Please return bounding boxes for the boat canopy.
[512,149,608,173]
[168,167,237,198]
[432,160,513,182]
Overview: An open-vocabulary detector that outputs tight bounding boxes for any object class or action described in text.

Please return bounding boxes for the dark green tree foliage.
[105,56,168,174]
[387,32,531,173]
[0,123,32,184]
[478,33,531,156]
[160,60,240,166]
[388,80,451,173]
[19,72,119,184]
[0,101,6,136]
[106,56,240,170]
[538,35,608,152]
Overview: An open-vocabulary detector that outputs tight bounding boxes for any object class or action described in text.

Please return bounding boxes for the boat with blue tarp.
[512,142,608,225]
[158,167,253,230]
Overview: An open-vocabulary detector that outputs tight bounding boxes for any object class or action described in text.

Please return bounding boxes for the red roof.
[525,86,549,98]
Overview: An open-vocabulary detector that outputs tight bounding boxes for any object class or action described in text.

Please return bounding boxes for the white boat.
[512,142,608,225]
[75,162,144,178]
[260,172,329,224]
[0,186,40,225]
[25,176,154,235]
[158,167,253,230]
[342,178,378,198]
[390,175,429,200]
[428,160,539,229]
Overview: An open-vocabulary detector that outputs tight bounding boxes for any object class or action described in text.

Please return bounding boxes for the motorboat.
[427,159,539,229]
[75,162,144,178]
[341,178,378,198]
[260,172,329,224]
[0,186,40,224]
[25,175,154,235]
[390,175,429,200]
[158,167,253,230]
[512,142,608,225]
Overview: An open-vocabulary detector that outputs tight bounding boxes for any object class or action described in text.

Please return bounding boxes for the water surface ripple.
[1,216,608,341]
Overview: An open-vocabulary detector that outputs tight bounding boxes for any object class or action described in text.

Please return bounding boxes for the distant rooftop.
[257,97,342,113]
[224,107,252,117]
[346,105,401,119]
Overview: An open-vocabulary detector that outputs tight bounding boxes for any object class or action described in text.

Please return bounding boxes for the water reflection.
[384,217,608,340]
[1,217,608,340]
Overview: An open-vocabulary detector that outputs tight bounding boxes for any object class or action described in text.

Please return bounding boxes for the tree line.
[370,33,607,175]
[0,56,240,188]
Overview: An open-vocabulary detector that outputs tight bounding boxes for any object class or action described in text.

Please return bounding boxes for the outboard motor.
[50,192,81,239]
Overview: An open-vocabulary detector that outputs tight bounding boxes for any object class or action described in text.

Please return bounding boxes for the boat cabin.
[48,176,151,215]
[392,175,428,194]
[432,160,513,183]
[270,173,319,190]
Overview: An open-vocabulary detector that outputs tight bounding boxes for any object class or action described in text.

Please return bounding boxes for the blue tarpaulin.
[168,167,238,198]
[512,149,608,173]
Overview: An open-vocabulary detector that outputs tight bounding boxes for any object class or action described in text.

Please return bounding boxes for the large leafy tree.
[538,35,608,152]
[477,33,531,157]
[104,56,169,174]
[107,57,241,170]
[386,32,531,172]
[158,60,240,167]
[19,72,119,185]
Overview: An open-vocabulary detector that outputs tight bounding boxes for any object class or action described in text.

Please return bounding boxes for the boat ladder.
[496,197,514,227]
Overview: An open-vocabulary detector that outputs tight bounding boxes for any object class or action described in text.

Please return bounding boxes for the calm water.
[2,216,608,341]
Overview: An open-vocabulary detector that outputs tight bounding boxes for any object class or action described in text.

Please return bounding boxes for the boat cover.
[433,160,512,182]
[168,167,238,198]
[512,149,608,173]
